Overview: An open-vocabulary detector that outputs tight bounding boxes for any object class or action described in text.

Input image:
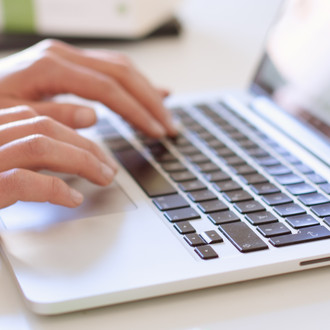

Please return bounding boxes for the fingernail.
[150,120,166,137]
[70,188,84,205]
[165,113,178,136]
[74,108,95,127]
[101,163,115,183]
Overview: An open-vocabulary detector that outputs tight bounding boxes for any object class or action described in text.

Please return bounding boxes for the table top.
[1,0,330,329]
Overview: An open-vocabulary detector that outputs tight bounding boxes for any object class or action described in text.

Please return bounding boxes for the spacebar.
[114,147,177,197]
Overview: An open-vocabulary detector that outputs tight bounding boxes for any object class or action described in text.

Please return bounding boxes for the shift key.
[219,222,268,253]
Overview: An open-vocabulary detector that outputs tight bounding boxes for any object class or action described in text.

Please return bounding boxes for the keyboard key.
[198,200,229,213]
[200,230,223,244]
[237,140,258,149]
[179,180,207,192]
[245,211,278,225]
[307,173,327,184]
[273,203,306,217]
[257,222,291,237]
[223,190,253,203]
[184,233,206,247]
[264,165,292,176]
[324,217,330,227]
[285,183,317,195]
[282,154,301,164]
[234,201,265,214]
[230,164,257,175]
[114,147,176,197]
[219,222,268,252]
[203,171,230,182]
[194,245,219,260]
[162,162,187,172]
[176,145,201,155]
[153,194,189,211]
[251,183,280,195]
[294,163,314,174]
[246,148,269,158]
[275,174,304,185]
[174,221,196,234]
[223,156,246,166]
[310,203,330,217]
[239,173,268,185]
[298,193,329,206]
[206,139,226,149]
[269,226,330,247]
[285,214,320,229]
[213,180,242,192]
[170,171,197,182]
[213,148,235,157]
[262,193,293,206]
[164,207,200,222]
[320,183,330,194]
[194,162,219,173]
[208,211,240,225]
[186,153,210,164]
[187,189,217,202]
[255,157,281,167]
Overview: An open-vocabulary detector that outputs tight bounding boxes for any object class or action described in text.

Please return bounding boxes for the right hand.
[0,106,118,209]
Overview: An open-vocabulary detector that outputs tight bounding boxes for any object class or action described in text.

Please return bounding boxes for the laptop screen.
[252,0,330,141]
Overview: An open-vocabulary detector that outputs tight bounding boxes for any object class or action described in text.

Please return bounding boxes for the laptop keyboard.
[97,101,330,260]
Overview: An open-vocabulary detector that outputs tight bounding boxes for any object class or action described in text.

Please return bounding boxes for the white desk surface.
[1,0,330,329]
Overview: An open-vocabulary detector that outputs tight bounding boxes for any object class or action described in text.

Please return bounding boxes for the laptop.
[0,1,329,315]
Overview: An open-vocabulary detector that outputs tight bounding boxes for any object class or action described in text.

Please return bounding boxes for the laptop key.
[262,193,293,206]
[162,162,187,172]
[269,226,330,247]
[200,230,223,244]
[170,171,197,182]
[239,173,268,185]
[245,211,278,225]
[186,153,210,164]
[324,217,330,227]
[194,245,219,260]
[223,190,253,203]
[203,171,230,182]
[219,222,268,253]
[285,183,317,195]
[264,165,292,176]
[173,221,196,234]
[298,193,329,206]
[187,189,217,203]
[208,211,240,225]
[307,173,327,184]
[234,201,265,214]
[285,214,320,229]
[153,194,189,211]
[230,164,257,175]
[164,207,200,222]
[114,147,176,197]
[213,180,241,192]
[179,180,207,192]
[257,222,291,237]
[250,183,280,195]
[273,203,306,217]
[197,200,229,213]
[320,183,330,194]
[275,174,304,185]
[193,162,219,173]
[184,233,206,247]
[310,203,330,217]
[255,157,281,166]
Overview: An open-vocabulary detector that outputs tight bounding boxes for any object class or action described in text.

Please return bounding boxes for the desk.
[1,0,330,329]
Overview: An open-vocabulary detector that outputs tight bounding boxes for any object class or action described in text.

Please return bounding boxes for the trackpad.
[0,178,136,231]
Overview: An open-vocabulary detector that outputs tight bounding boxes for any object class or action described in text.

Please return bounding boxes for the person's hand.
[0,106,118,209]
[0,39,176,138]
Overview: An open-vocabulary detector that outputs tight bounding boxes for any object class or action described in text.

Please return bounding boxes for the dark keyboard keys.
[273,203,306,217]
[203,171,230,182]
[184,233,206,247]
[153,194,189,211]
[174,221,196,234]
[208,211,240,225]
[198,200,229,213]
[187,189,217,202]
[219,222,268,252]
[200,230,223,244]
[186,153,210,164]
[262,193,293,206]
[179,180,207,192]
[194,245,218,260]
[275,174,304,185]
[257,222,291,237]
[285,214,320,229]
[230,164,256,175]
[223,190,253,203]
[245,211,278,225]
[114,147,176,197]
[213,180,241,192]
[269,226,330,247]
[307,173,326,184]
[240,173,268,185]
[170,171,197,182]
[310,203,330,217]
[162,162,187,172]
[298,193,329,206]
[194,162,219,173]
[164,207,200,222]
[264,165,292,176]
[223,156,246,166]
[234,200,265,214]
[255,157,281,166]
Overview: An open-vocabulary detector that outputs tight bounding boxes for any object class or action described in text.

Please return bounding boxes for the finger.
[40,40,177,136]
[0,168,84,208]
[0,97,96,129]
[157,88,171,99]
[0,135,115,186]
[0,106,38,124]
[32,53,168,137]
[0,116,117,170]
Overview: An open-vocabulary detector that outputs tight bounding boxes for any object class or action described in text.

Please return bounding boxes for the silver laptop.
[0,2,329,315]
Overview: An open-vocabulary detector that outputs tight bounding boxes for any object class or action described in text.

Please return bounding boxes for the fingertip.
[69,188,84,206]
[74,107,97,128]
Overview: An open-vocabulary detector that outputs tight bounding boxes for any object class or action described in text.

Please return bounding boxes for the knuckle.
[48,176,64,198]
[24,134,50,158]
[39,38,64,52]
[32,116,55,134]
